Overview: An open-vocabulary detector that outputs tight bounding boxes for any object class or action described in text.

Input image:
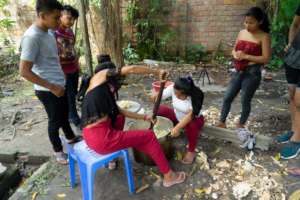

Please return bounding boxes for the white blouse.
[162,84,200,121]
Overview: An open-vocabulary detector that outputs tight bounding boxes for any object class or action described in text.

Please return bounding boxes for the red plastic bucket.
[152,81,174,93]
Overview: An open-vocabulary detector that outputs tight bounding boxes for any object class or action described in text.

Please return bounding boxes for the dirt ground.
[1,65,299,200]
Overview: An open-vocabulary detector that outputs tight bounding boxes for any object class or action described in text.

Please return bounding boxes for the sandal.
[288,168,300,177]
[67,135,83,144]
[108,160,118,170]
[105,160,118,170]
[163,171,186,187]
[55,152,68,165]
[181,152,196,165]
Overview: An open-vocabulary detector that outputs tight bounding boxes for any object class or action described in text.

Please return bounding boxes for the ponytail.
[245,7,270,33]
[174,77,204,116]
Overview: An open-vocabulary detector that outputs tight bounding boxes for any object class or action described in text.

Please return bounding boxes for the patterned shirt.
[55,27,79,74]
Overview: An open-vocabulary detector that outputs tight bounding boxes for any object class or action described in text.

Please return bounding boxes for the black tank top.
[81,83,120,127]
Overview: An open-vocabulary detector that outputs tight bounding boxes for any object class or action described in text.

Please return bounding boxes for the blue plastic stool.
[61,137,135,200]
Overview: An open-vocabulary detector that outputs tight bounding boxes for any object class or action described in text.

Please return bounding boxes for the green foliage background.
[269,0,299,70]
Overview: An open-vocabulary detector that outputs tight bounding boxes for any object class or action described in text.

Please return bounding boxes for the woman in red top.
[217,7,271,129]
[81,60,186,187]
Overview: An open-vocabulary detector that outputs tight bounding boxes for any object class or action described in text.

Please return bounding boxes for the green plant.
[123,43,140,64]
[0,45,19,78]
[0,19,15,30]
[185,44,206,64]
[125,0,138,24]
[268,0,298,70]
[124,0,177,61]
[210,41,231,68]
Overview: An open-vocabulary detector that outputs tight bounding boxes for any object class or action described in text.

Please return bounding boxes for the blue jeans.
[220,64,261,125]
[66,71,81,126]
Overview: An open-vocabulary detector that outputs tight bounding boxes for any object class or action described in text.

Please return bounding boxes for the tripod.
[198,64,211,86]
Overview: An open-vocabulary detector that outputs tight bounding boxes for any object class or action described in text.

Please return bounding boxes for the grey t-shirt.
[20,24,65,91]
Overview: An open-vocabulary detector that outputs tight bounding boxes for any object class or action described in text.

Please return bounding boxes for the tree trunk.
[78,0,93,75]
[97,0,124,68]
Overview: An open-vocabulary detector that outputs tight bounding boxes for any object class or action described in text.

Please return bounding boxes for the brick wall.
[185,0,255,50]
[8,0,256,52]
[123,0,256,51]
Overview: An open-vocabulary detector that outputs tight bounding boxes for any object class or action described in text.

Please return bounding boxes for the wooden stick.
[136,184,150,194]
[150,73,167,129]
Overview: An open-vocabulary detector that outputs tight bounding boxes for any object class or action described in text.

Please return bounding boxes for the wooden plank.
[201,125,273,151]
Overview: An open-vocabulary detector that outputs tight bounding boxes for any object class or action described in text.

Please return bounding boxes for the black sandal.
[67,135,83,144]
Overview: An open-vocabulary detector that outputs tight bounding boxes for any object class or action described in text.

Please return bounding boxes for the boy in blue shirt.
[19,0,81,164]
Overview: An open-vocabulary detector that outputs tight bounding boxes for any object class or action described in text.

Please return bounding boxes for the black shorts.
[285,64,300,88]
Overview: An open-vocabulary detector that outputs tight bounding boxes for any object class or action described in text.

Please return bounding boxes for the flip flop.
[181,158,195,165]
[55,152,68,165]
[67,135,83,144]
[288,168,300,177]
[163,172,186,187]
[108,160,118,170]
[181,152,196,165]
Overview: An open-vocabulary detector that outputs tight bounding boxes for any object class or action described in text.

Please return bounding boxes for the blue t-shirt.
[20,24,65,91]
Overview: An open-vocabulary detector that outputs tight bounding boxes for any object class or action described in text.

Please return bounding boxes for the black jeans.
[35,90,76,152]
[66,71,81,125]
[220,64,261,125]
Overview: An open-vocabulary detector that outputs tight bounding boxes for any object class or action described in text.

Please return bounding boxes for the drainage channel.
[0,153,49,200]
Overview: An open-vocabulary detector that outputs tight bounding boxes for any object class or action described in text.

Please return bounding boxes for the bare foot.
[288,167,300,176]
[181,152,196,165]
[163,171,186,187]
[216,122,226,128]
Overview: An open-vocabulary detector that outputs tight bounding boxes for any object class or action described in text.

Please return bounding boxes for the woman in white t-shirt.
[153,76,204,164]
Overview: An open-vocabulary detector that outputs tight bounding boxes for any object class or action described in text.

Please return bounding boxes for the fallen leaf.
[212,193,218,199]
[194,188,206,195]
[31,192,38,200]
[57,193,66,198]
[212,147,221,155]
[232,182,252,199]
[274,153,281,161]
[175,151,183,161]
[216,160,231,168]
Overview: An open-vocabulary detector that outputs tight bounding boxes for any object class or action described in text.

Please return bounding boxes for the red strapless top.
[234,40,262,71]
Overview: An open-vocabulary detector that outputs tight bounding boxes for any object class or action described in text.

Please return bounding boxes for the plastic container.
[152,81,173,93]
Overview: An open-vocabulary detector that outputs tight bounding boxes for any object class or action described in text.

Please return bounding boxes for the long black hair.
[174,76,204,116]
[245,6,270,33]
[77,54,122,101]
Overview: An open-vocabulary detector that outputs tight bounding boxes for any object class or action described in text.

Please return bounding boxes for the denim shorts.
[284,64,300,88]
